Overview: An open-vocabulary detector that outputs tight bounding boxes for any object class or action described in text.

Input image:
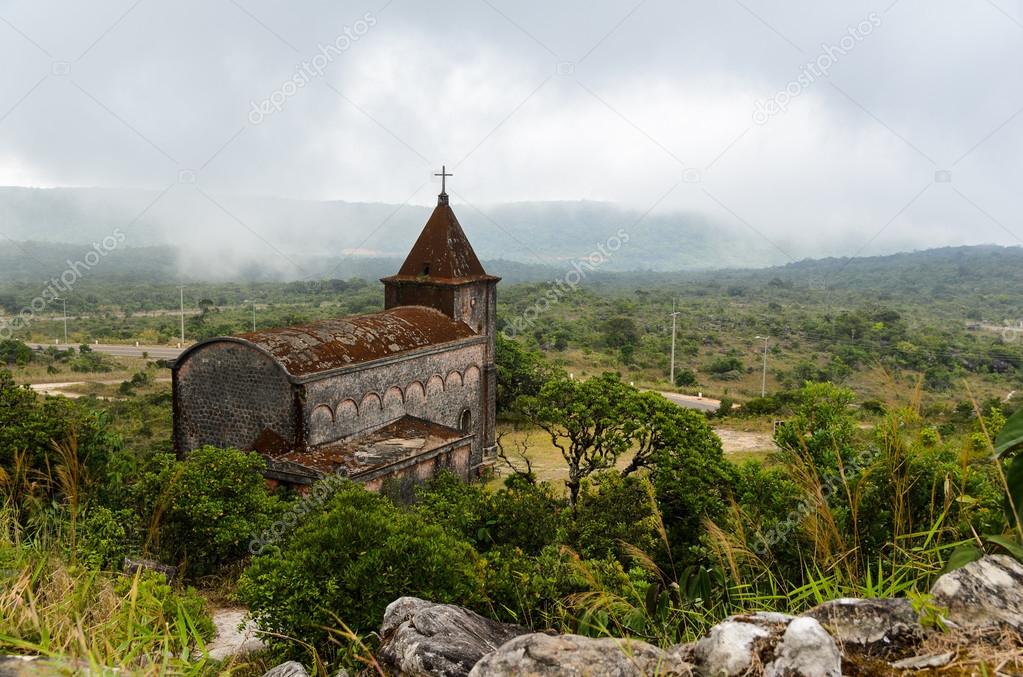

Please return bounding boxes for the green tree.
[600,316,639,350]
[495,333,559,413]
[520,373,642,505]
[645,405,735,565]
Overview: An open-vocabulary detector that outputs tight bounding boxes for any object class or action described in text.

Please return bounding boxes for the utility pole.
[244,299,256,331]
[55,297,68,344]
[755,335,769,397]
[669,298,680,387]
[178,286,185,345]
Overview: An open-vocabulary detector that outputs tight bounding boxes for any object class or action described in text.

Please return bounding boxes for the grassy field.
[492,422,774,491]
[9,355,155,385]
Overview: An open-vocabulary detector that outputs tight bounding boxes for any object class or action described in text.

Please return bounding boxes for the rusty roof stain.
[276,416,467,477]
[383,203,499,283]
[232,305,478,376]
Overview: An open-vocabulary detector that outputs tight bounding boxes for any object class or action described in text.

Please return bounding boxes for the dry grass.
[9,355,152,386]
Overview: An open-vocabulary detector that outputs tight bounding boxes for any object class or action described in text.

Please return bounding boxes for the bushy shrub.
[739,396,781,416]
[413,471,493,547]
[134,447,282,577]
[415,471,563,555]
[238,482,486,660]
[706,356,743,375]
[77,506,133,570]
[483,544,587,628]
[774,382,858,468]
[0,339,31,366]
[728,460,805,579]
[69,345,113,373]
[565,472,659,564]
[674,369,698,388]
[488,477,563,555]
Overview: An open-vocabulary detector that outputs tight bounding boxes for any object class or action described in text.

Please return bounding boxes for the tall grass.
[0,518,218,674]
[0,433,229,674]
[569,393,1014,649]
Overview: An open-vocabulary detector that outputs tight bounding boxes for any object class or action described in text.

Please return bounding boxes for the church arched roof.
[180,306,479,378]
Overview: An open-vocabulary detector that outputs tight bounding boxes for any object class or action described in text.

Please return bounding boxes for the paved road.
[28,342,186,360]
[654,390,721,412]
[22,347,718,414]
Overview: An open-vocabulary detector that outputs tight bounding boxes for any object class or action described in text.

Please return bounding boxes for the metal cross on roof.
[435,165,452,194]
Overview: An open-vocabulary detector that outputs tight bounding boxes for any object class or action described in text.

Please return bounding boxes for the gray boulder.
[695,613,841,677]
[763,617,841,677]
[377,597,529,677]
[804,597,923,658]
[930,554,1023,632]
[694,613,791,677]
[468,633,694,676]
[261,662,309,677]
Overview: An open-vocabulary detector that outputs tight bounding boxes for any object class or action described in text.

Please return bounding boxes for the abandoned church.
[171,177,499,490]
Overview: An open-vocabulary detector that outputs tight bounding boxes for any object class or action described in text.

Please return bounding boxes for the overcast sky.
[1,0,1022,262]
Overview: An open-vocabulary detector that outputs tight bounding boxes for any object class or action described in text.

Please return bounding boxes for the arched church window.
[459,409,472,434]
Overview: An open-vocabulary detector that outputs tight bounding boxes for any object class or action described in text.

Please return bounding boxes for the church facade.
[171,186,499,489]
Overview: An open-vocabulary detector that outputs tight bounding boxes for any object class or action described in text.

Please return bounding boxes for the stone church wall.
[174,342,295,452]
[302,342,485,464]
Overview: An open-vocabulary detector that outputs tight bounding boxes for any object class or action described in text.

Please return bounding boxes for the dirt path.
[28,378,170,398]
[713,426,776,454]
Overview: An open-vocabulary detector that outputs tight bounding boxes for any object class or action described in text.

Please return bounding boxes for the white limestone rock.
[694,613,791,677]
[930,554,1023,632]
[206,608,266,661]
[763,617,841,677]
[261,661,309,677]
[468,632,694,676]
[377,597,529,677]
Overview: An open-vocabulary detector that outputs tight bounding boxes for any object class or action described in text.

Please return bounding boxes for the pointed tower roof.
[383,194,498,285]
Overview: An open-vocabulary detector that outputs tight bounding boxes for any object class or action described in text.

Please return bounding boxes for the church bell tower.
[381,167,500,460]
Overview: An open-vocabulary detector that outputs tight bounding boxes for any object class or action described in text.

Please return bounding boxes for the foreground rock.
[206,608,266,661]
[377,597,529,677]
[930,554,1023,632]
[261,661,309,677]
[764,617,840,677]
[694,613,839,677]
[469,633,694,676]
[805,598,923,659]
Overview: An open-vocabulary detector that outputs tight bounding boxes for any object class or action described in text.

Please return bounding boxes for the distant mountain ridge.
[0,186,783,277]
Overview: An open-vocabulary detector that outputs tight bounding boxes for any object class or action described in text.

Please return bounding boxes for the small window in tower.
[422,263,431,275]
[459,409,472,433]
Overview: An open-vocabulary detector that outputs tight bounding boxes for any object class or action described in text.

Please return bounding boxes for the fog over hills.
[0,185,810,279]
